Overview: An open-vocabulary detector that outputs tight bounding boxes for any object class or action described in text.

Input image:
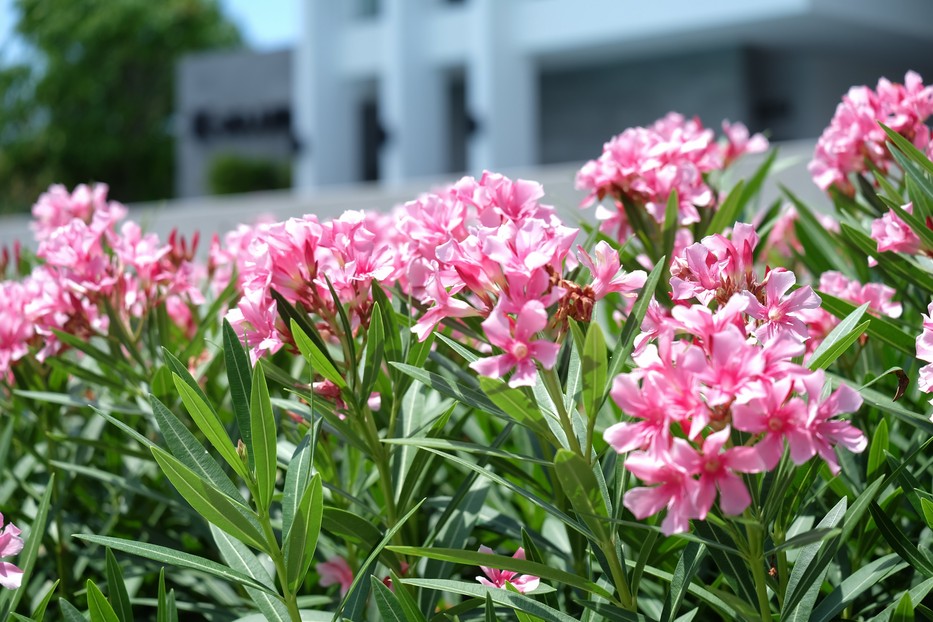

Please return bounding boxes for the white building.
[293,0,933,190]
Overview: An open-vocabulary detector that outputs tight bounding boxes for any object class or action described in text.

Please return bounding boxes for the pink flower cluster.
[575,113,767,240]
[0,184,205,380]
[870,202,926,256]
[810,71,933,195]
[801,271,902,353]
[607,223,866,535]
[398,172,645,387]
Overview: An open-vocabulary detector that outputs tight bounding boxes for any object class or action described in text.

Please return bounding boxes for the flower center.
[768,417,783,432]
[704,458,721,473]
[768,307,783,322]
[511,342,529,359]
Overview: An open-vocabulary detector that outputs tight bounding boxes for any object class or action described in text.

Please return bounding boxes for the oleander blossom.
[576,113,767,240]
[917,301,933,399]
[476,546,540,593]
[317,556,354,597]
[810,71,933,194]
[870,203,923,255]
[0,514,24,590]
[605,222,865,535]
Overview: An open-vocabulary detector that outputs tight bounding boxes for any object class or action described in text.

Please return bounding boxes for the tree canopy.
[0,0,241,213]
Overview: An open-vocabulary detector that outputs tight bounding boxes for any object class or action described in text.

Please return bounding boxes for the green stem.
[746,521,772,622]
[259,513,302,622]
[358,405,399,529]
[601,537,635,610]
[541,367,583,456]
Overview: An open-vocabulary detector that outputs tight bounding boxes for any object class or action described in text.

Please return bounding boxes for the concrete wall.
[176,49,294,198]
[0,140,823,256]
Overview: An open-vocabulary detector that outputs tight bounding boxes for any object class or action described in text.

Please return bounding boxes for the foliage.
[0,0,241,214]
[207,153,292,195]
[1,73,933,622]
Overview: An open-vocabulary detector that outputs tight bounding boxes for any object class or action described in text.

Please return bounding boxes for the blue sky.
[0,0,298,61]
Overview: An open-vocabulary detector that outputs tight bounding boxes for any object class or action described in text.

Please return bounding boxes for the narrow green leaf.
[807,303,869,370]
[148,396,243,501]
[661,188,681,262]
[921,498,933,530]
[151,447,267,551]
[391,363,504,417]
[321,508,382,547]
[402,579,577,622]
[161,348,214,415]
[765,528,841,555]
[891,591,915,622]
[30,579,60,622]
[485,593,496,622]
[291,319,346,388]
[818,292,915,356]
[59,599,86,622]
[867,417,889,478]
[75,535,276,595]
[889,200,933,252]
[660,542,706,622]
[371,576,407,622]
[388,546,615,602]
[223,319,253,470]
[156,569,168,622]
[841,222,933,291]
[582,322,607,422]
[6,473,55,615]
[249,362,277,512]
[706,180,746,236]
[284,474,323,590]
[811,553,908,622]
[86,580,120,622]
[386,571,426,622]
[869,503,933,578]
[361,303,384,399]
[210,525,290,622]
[553,450,611,543]
[105,549,133,622]
[172,373,250,480]
[282,430,312,539]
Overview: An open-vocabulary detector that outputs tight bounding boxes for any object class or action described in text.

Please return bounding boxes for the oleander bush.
[1,72,933,621]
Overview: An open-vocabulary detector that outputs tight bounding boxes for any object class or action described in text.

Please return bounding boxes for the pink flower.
[0,514,24,590]
[870,204,922,255]
[576,241,647,300]
[798,371,866,475]
[604,373,673,455]
[623,440,698,535]
[469,300,560,388]
[743,268,821,344]
[732,378,813,470]
[476,546,540,593]
[682,427,764,519]
[317,556,354,597]
[721,120,769,165]
[918,301,933,396]
[411,276,480,342]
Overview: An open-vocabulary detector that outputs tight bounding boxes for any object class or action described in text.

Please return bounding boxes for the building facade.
[292,0,933,191]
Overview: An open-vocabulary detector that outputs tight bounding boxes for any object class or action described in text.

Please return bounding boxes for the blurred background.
[2,0,933,226]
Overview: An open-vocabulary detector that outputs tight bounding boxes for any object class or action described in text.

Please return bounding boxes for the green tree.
[0,0,241,213]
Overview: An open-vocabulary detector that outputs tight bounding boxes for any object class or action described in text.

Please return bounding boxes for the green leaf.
[156,568,176,622]
[922,498,933,530]
[840,222,933,291]
[485,593,496,622]
[371,577,407,622]
[582,322,607,422]
[223,319,253,470]
[891,591,915,622]
[30,579,60,622]
[321,508,382,547]
[660,542,706,622]
[553,450,611,543]
[361,303,384,399]
[602,257,664,410]
[846,378,933,435]
[765,528,841,555]
[6,473,55,615]
[869,503,933,578]
[386,571,426,622]
[249,362,277,512]
[661,188,681,263]
[172,373,250,480]
[59,599,86,622]
[807,303,869,370]
[284,474,323,590]
[388,546,615,602]
[867,417,889,478]
[478,377,554,443]
[817,292,916,356]
[391,363,504,417]
[888,200,933,252]
[105,549,133,622]
[161,348,214,415]
[291,319,346,388]
[402,579,576,622]
[148,396,243,501]
[282,429,313,539]
[706,180,746,237]
[811,554,908,622]
[151,447,267,551]
[210,525,290,622]
[75,535,276,595]
[86,580,120,622]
